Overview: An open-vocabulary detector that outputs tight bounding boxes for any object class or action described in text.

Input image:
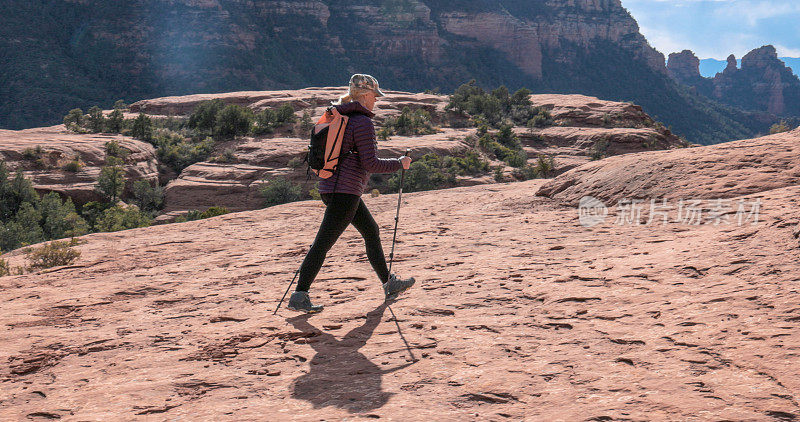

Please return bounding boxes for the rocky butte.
[668,46,800,117]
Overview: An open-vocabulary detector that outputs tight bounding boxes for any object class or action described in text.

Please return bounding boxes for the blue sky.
[622,0,800,59]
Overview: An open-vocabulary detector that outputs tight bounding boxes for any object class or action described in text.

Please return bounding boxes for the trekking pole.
[388,148,411,275]
[274,268,300,315]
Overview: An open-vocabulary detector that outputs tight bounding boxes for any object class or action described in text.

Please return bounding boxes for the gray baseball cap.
[349,74,385,97]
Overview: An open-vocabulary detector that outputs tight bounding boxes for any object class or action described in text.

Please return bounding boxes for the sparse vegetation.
[287,156,304,168]
[769,120,792,134]
[155,132,215,173]
[1,162,89,253]
[95,205,152,232]
[131,113,154,141]
[477,124,528,167]
[63,160,82,172]
[22,145,44,161]
[211,148,237,163]
[511,155,555,180]
[253,104,297,135]
[377,107,438,139]
[215,104,254,137]
[527,108,553,129]
[446,80,540,128]
[132,180,164,216]
[175,206,230,222]
[590,137,610,160]
[385,152,490,193]
[0,254,10,276]
[23,238,81,271]
[96,156,126,203]
[259,177,304,207]
[299,110,314,137]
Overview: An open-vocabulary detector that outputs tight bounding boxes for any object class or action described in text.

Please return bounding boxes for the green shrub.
[493,166,505,182]
[259,177,303,207]
[590,137,610,160]
[384,152,489,193]
[0,255,9,276]
[132,180,164,214]
[527,109,553,129]
[376,126,392,140]
[131,113,154,141]
[106,108,124,133]
[87,106,105,133]
[113,100,128,111]
[769,120,792,134]
[446,80,536,128]
[157,135,214,173]
[215,104,254,137]
[211,148,237,163]
[477,125,527,168]
[380,107,438,137]
[533,154,555,177]
[23,239,81,271]
[95,205,151,232]
[253,103,297,135]
[188,99,225,132]
[512,164,537,181]
[38,192,88,240]
[22,145,44,161]
[298,110,313,137]
[276,104,297,124]
[287,156,303,168]
[96,158,126,203]
[63,108,85,131]
[104,139,129,161]
[175,206,230,223]
[63,160,82,172]
[309,181,321,200]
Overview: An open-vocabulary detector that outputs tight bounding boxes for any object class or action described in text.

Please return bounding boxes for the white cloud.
[776,45,800,57]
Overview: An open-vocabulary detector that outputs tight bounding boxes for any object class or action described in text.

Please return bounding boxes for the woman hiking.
[287,74,416,313]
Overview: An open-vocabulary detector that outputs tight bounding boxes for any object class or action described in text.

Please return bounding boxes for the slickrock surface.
[0,126,160,204]
[128,88,685,215]
[2,175,799,419]
[537,128,800,206]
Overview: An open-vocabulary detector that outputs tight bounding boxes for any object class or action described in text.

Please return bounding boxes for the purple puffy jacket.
[317,101,402,196]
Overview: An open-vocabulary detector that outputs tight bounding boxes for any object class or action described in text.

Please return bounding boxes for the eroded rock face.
[3,0,666,132]
[536,128,800,206]
[670,46,800,117]
[2,173,799,419]
[0,126,159,204]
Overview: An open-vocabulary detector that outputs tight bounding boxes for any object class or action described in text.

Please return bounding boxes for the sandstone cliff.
[668,46,800,117]
[0,127,159,204]
[3,0,757,145]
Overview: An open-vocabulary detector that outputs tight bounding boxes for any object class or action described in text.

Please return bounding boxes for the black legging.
[296,192,390,292]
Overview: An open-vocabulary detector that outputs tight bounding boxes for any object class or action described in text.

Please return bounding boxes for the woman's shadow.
[286,302,414,413]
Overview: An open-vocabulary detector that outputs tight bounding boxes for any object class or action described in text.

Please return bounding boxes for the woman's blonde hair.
[332,86,372,106]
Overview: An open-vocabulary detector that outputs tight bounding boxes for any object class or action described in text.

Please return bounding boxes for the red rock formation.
[0,126,160,204]
[127,88,686,217]
[536,128,800,206]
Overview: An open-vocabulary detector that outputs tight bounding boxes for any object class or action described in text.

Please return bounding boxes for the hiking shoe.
[383,273,416,301]
[287,291,324,313]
